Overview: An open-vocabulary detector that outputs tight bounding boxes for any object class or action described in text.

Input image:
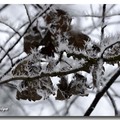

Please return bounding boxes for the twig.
[84,67,120,116]
[56,51,73,68]
[24,4,31,24]
[0,22,28,57]
[106,4,116,13]
[0,4,9,12]
[56,51,64,64]
[109,87,120,101]
[94,4,106,89]
[106,91,118,115]
[1,22,28,50]
[32,4,43,10]
[90,5,97,30]
[0,56,27,80]
[4,83,17,89]
[80,13,120,18]
[0,46,13,66]
[36,4,43,10]
[101,41,120,58]
[64,96,78,116]
[12,51,24,60]
[0,5,52,64]
[48,98,60,116]
[101,4,106,42]
[0,20,21,37]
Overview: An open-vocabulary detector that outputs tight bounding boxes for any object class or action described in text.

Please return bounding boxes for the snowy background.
[0,4,120,116]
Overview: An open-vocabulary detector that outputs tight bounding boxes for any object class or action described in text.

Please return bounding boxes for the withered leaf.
[56,89,71,100]
[40,30,56,57]
[16,88,42,101]
[55,77,71,100]
[68,73,88,96]
[68,31,90,50]
[24,26,42,54]
[12,60,30,76]
[16,77,55,101]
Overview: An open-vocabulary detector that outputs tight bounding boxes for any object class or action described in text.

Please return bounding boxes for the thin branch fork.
[0,20,21,37]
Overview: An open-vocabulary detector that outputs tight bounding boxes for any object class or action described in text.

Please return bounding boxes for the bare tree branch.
[101,41,120,58]
[0,46,13,66]
[0,20,21,37]
[0,4,9,12]
[101,4,106,42]
[48,98,60,116]
[0,5,53,64]
[64,96,78,116]
[0,56,27,80]
[24,4,31,24]
[106,91,118,116]
[84,68,120,116]
[90,5,97,30]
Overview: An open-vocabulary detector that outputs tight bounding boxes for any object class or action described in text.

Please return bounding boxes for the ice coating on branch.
[100,34,120,57]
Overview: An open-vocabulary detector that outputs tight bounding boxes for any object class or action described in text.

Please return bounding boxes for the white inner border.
[0,0,120,4]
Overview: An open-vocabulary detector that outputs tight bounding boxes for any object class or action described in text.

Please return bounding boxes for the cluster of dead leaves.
[12,8,91,101]
[56,74,89,100]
